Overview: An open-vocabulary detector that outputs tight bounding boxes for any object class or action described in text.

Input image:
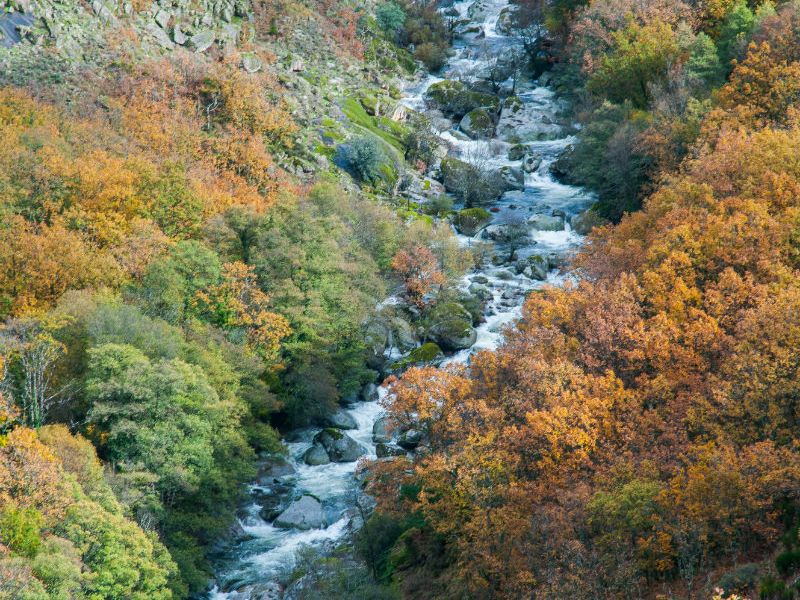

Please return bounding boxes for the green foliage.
[760,575,794,600]
[587,20,680,109]
[0,506,43,558]
[718,0,755,70]
[777,550,800,575]
[338,136,390,184]
[57,499,178,599]
[356,512,408,580]
[686,32,724,91]
[376,3,406,36]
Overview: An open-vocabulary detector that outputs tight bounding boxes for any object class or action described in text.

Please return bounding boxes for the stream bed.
[208,0,593,596]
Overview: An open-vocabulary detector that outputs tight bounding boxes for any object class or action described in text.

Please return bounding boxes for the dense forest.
[2,0,800,598]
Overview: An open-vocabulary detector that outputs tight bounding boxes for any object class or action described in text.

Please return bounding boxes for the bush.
[338,136,387,184]
[716,563,760,595]
[760,576,794,600]
[0,505,43,558]
[414,42,448,71]
[376,2,406,36]
[423,194,453,216]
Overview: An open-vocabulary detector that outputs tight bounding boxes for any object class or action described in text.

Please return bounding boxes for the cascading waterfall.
[208,0,594,596]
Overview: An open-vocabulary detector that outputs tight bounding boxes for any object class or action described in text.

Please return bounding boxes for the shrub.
[338,136,387,184]
[777,550,800,575]
[760,576,794,600]
[376,2,406,36]
[0,505,43,558]
[415,42,448,71]
[716,563,760,595]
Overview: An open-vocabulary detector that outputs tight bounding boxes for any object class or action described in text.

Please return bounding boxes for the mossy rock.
[392,342,444,370]
[460,107,495,139]
[503,95,524,113]
[453,207,492,236]
[424,301,476,351]
[359,93,380,116]
[425,80,499,118]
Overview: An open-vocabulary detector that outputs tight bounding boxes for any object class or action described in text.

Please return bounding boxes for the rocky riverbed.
[207,0,595,597]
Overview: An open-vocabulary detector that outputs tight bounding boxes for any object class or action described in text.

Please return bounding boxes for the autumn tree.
[391,245,446,306]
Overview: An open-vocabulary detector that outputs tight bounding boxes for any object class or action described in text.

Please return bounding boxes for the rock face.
[313,429,365,462]
[325,410,357,430]
[303,443,331,466]
[188,29,215,52]
[425,302,476,351]
[273,495,327,530]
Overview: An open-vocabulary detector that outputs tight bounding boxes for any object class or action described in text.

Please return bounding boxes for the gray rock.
[523,154,543,173]
[528,214,565,231]
[398,429,423,449]
[426,302,476,351]
[188,29,215,52]
[242,53,262,73]
[274,495,327,530]
[257,456,296,483]
[524,254,549,280]
[325,410,357,430]
[146,21,175,49]
[314,429,365,462]
[376,442,406,458]
[154,9,171,29]
[459,107,495,139]
[173,24,187,45]
[303,443,331,466]
[290,58,304,72]
[499,166,525,191]
[372,416,390,443]
[361,382,378,402]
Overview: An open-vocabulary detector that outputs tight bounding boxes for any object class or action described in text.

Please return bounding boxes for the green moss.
[341,97,405,153]
[393,342,444,369]
[321,427,344,440]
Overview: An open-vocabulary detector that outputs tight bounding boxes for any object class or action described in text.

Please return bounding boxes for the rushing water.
[208,0,593,596]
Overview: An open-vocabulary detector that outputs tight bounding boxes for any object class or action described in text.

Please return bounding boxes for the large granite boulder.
[424,302,476,351]
[460,107,496,139]
[314,429,365,462]
[325,410,357,430]
[303,443,331,466]
[425,79,500,118]
[571,208,609,235]
[273,495,327,530]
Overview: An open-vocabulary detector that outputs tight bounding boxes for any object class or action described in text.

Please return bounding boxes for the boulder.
[373,417,390,443]
[523,153,543,173]
[496,6,515,35]
[398,429,423,449]
[571,208,609,235]
[361,382,379,402]
[528,214,565,231]
[499,166,525,192]
[508,143,529,161]
[460,108,495,139]
[524,254,550,280]
[257,456,296,483]
[236,583,283,600]
[314,429,365,462]
[274,495,327,530]
[497,95,563,142]
[303,443,331,466]
[425,79,500,118]
[391,342,444,371]
[425,301,476,351]
[376,442,406,458]
[453,207,492,236]
[242,54,262,73]
[188,29,215,52]
[325,410,357,430]
[172,24,187,45]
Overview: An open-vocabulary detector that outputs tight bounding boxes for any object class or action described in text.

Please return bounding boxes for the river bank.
[207,1,594,597]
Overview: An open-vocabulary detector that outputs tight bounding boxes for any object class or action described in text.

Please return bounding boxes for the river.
[208,0,593,596]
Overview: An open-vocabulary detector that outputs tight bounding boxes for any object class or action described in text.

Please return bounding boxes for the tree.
[376,2,406,37]
[391,245,446,307]
[339,136,388,184]
[0,318,69,428]
[587,20,681,109]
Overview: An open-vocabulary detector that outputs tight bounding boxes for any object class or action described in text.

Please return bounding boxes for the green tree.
[376,2,406,37]
[717,0,755,70]
[587,20,681,109]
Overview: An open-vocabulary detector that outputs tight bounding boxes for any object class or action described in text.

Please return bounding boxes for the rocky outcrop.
[372,417,390,443]
[313,429,365,462]
[256,456,296,483]
[425,79,500,118]
[453,207,492,236]
[274,495,327,530]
